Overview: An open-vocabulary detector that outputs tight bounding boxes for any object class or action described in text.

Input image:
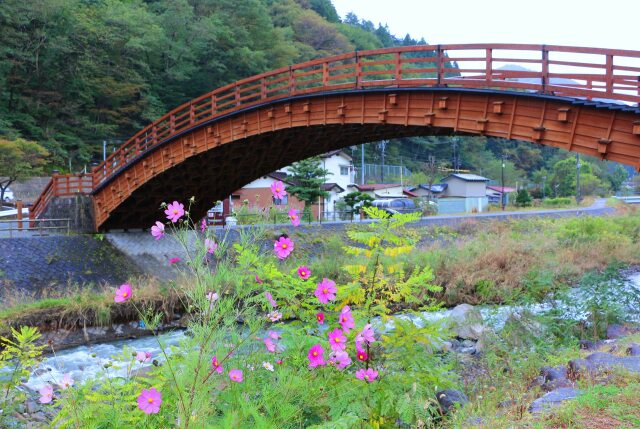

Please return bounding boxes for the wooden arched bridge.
[31,43,640,231]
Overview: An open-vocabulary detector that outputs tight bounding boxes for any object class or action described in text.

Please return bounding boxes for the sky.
[331,0,639,51]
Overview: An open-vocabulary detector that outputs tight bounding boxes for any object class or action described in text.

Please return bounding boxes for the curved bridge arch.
[84,44,640,230]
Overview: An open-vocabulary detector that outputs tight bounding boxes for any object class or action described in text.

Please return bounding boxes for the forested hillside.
[0,0,630,194]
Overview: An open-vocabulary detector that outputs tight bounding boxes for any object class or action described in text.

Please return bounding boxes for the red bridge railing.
[30,173,94,219]
[92,43,640,185]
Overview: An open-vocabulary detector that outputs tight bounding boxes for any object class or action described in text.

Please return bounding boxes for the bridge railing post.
[436,45,443,86]
[541,45,549,94]
[485,48,492,84]
[605,54,614,97]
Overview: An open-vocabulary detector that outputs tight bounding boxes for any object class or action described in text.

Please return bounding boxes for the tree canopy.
[0,138,49,201]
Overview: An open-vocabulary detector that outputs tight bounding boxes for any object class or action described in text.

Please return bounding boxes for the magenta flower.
[169,257,181,265]
[264,338,276,353]
[308,344,326,368]
[328,328,347,351]
[316,313,325,324]
[355,368,379,382]
[297,265,311,280]
[314,278,337,304]
[200,218,207,233]
[38,384,53,404]
[356,323,376,346]
[137,387,162,414]
[274,236,294,259]
[211,356,223,374]
[255,275,263,284]
[150,221,165,240]
[164,201,185,223]
[329,351,352,370]
[356,349,368,362]
[267,331,281,340]
[288,209,300,226]
[265,291,277,308]
[268,310,282,322]
[271,181,287,200]
[229,369,243,383]
[205,238,217,254]
[114,284,132,303]
[136,351,152,363]
[58,373,74,390]
[339,305,355,333]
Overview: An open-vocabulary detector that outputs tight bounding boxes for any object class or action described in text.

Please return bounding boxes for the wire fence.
[232,210,364,226]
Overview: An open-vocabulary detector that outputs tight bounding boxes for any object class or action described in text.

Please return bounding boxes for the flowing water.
[23,272,640,391]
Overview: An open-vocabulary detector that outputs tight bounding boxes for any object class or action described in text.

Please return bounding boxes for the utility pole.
[361,144,365,185]
[576,153,582,204]
[542,176,546,199]
[103,140,107,161]
[378,140,388,183]
[400,156,403,187]
[501,154,506,211]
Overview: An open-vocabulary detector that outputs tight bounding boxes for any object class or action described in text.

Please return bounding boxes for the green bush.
[542,197,572,207]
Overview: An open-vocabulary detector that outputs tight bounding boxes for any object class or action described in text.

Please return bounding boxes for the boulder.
[569,352,640,378]
[448,304,485,340]
[435,389,469,413]
[627,344,640,356]
[606,324,638,339]
[529,388,581,413]
[540,366,572,391]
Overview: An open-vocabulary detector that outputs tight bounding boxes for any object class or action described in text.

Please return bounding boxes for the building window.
[340,166,349,176]
[273,195,288,205]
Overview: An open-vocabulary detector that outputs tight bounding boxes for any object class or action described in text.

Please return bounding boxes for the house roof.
[321,183,345,192]
[410,184,448,193]
[321,150,352,161]
[350,183,402,191]
[487,185,517,193]
[403,189,418,198]
[267,171,297,186]
[443,173,490,182]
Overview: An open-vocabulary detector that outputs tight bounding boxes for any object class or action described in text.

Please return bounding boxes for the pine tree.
[286,157,329,211]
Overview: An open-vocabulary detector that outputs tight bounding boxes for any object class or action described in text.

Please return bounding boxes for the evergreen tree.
[286,157,329,210]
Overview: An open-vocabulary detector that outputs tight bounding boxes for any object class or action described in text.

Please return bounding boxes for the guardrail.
[0,218,71,237]
[91,43,640,186]
[30,173,93,220]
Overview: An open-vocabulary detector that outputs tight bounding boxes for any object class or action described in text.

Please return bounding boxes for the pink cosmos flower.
[274,236,294,259]
[58,373,74,390]
[39,384,53,404]
[356,349,369,362]
[150,221,165,240]
[264,291,277,308]
[328,328,347,352]
[114,284,132,303]
[268,311,282,322]
[314,278,337,304]
[356,323,376,346]
[211,356,223,374]
[169,257,181,265]
[329,351,352,370]
[308,344,326,368]
[271,181,287,200]
[136,351,152,363]
[205,238,217,254]
[200,218,207,233]
[264,338,276,353]
[356,368,379,382]
[137,387,162,414]
[229,369,243,383]
[316,313,325,324]
[339,305,355,333]
[267,331,281,340]
[255,275,263,284]
[164,201,185,223]
[297,266,311,280]
[288,209,300,226]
